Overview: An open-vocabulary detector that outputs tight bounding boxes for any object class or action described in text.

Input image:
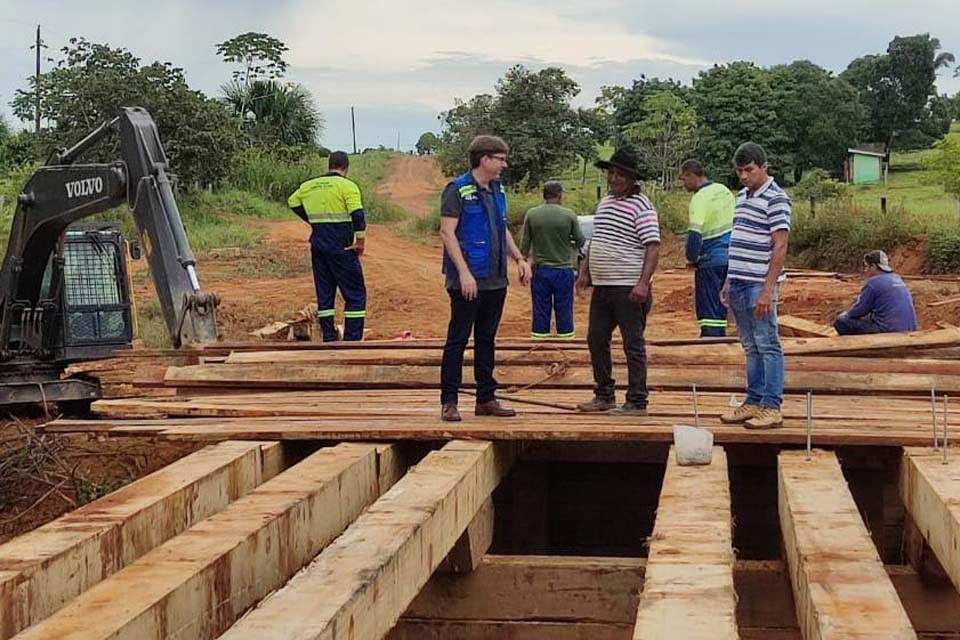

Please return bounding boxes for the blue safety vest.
[443,172,508,280]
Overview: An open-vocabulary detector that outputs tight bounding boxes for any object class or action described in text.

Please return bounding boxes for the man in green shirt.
[521,180,586,339]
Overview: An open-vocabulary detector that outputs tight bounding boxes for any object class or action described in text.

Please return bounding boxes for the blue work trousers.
[530,266,576,339]
[310,226,365,342]
[695,264,728,337]
[728,280,784,409]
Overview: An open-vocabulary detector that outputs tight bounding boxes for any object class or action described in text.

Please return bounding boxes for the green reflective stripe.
[555,332,576,339]
[343,310,366,319]
[698,319,728,327]
[317,309,336,318]
[459,184,477,195]
[307,212,352,223]
[530,332,550,340]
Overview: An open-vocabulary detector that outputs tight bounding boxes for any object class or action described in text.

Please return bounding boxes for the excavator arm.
[0,107,218,359]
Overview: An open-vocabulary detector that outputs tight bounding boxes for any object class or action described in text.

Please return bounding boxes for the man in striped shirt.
[720,142,791,429]
[575,148,661,416]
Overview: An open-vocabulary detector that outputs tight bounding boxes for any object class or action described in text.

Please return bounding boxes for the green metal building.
[844,148,885,185]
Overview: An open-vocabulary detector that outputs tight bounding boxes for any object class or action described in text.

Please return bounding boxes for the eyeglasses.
[489,154,508,163]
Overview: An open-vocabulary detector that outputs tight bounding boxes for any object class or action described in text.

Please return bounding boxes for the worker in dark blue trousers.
[288,151,366,341]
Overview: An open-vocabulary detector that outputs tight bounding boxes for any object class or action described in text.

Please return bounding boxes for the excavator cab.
[57,223,134,361]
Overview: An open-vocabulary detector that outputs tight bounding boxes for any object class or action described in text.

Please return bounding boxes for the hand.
[720,281,729,306]
[629,281,650,305]
[459,271,478,301]
[576,273,591,296]
[517,258,532,286]
[754,287,774,318]
[345,236,365,257]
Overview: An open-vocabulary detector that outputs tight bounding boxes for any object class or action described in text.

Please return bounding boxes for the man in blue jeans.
[720,142,791,429]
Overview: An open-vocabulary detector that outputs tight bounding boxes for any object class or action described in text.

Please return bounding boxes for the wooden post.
[810,195,816,219]
[881,197,888,214]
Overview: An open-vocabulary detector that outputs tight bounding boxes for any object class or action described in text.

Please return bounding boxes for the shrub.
[926,226,960,273]
[793,168,849,201]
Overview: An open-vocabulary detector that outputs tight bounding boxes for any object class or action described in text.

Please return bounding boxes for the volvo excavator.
[0,107,219,407]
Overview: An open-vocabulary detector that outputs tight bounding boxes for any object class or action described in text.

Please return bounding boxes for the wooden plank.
[900,448,960,593]
[218,440,515,640]
[161,362,960,395]
[12,443,402,640]
[0,440,281,640]
[778,450,916,640]
[634,447,737,639]
[778,315,837,338]
[42,411,954,447]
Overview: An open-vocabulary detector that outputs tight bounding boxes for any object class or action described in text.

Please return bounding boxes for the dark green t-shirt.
[520,203,585,269]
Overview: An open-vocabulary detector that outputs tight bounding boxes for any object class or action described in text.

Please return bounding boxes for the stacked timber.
[60,327,960,399]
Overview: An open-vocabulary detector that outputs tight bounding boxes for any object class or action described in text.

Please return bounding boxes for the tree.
[437,65,593,185]
[927,132,960,199]
[623,91,697,189]
[222,80,324,148]
[842,34,954,150]
[415,132,440,155]
[690,62,789,184]
[769,60,865,180]
[12,38,242,187]
[215,32,289,86]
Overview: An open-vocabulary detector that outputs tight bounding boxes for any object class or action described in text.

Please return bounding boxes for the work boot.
[719,403,761,424]
[744,406,784,430]
[441,403,462,422]
[610,402,648,417]
[475,400,516,417]
[577,396,616,412]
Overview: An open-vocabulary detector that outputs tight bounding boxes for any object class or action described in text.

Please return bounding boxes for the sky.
[1,0,958,152]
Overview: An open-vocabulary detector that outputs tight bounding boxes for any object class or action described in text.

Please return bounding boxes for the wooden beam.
[634,446,737,639]
[778,315,837,338]
[439,497,495,573]
[778,450,916,640]
[398,556,960,637]
[12,443,403,640]
[0,440,281,640]
[900,448,960,593]
[218,440,514,640]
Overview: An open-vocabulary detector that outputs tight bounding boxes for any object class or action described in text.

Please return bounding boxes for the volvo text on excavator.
[0,107,219,407]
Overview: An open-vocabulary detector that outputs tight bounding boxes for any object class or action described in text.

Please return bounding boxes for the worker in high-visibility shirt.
[288,151,366,341]
[680,159,735,337]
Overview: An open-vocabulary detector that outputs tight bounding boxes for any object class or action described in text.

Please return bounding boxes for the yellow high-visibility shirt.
[288,174,363,224]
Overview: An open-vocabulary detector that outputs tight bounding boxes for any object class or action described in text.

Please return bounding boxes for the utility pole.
[350,107,357,154]
[32,24,44,134]
[396,130,400,152]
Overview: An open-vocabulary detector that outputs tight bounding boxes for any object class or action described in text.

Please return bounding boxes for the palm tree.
[222,80,324,147]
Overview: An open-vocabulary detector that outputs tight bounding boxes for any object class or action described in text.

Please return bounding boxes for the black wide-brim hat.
[595,147,641,177]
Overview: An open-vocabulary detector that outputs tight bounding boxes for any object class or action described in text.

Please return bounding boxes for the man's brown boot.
[577,396,616,412]
[744,406,783,430]
[441,403,462,422]
[475,400,516,417]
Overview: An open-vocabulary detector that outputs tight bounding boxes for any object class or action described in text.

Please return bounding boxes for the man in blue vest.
[288,151,367,341]
[439,135,532,422]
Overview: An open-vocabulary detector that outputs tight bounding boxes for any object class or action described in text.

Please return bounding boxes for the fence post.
[881,197,887,214]
[596,185,601,201]
[810,196,816,219]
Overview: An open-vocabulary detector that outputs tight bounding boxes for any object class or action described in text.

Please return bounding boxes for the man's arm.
[439,184,477,300]
[755,229,789,318]
[572,214,586,248]
[520,212,532,258]
[287,188,309,223]
[505,229,532,286]
[630,242,660,304]
[685,194,705,265]
[843,283,875,320]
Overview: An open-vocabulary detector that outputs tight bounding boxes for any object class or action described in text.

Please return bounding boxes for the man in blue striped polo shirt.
[719,142,791,429]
